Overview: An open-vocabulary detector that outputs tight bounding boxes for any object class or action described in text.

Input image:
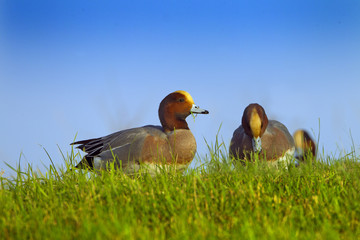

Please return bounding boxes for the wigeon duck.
[71,90,209,175]
[229,103,295,165]
[293,129,316,162]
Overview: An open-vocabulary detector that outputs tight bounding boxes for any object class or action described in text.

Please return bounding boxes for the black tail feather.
[75,156,94,169]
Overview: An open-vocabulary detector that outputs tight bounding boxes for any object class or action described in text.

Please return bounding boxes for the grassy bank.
[0,148,360,239]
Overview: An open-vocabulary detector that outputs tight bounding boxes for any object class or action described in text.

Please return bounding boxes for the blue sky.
[1,0,360,176]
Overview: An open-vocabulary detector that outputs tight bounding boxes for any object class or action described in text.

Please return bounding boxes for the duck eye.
[179,98,185,102]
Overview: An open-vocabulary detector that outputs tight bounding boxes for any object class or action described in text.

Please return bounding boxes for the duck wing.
[71,125,164,169]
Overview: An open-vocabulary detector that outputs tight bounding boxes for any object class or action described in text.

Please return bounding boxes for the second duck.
[229,103,295,165]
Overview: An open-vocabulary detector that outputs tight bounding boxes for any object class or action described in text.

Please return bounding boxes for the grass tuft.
[1,138,360,239]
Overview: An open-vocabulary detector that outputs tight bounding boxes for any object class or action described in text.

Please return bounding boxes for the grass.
[0,141,360,239]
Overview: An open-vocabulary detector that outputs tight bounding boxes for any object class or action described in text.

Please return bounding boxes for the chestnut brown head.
[241,103,268,152]
[158,90,209,132]
[242,103,268,138]
[293,129,316,160]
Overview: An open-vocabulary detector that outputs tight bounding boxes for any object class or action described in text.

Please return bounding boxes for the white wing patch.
[109,143,131,151]
[93,143,132,170]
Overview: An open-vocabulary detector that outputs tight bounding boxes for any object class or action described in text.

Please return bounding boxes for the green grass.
[1,143,360,239]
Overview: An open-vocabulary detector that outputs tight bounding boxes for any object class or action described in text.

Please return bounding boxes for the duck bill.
[190,104,209,114]
[252,136,262,153]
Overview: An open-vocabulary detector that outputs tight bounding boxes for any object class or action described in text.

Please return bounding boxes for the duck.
[229,103,295,165]
[293,129,316,162]
[71,90,209,175]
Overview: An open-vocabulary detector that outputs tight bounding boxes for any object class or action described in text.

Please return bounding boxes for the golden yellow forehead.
[174,90,194,104]
[249,108,262,137]
[293,130,305,148]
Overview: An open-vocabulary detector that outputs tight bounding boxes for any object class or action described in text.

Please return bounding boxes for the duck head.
[293,129,316,160]
[242,103,268,153]
[159,90,209,133]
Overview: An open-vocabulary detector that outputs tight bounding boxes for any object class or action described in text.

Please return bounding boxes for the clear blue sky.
[1,0,360,177]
